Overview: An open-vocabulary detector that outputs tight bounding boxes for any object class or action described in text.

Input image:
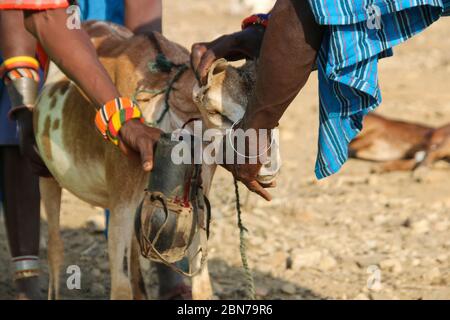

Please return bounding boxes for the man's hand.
[227,162,273,202]
[221,123,274,201]
[191,25,265,85]
[119,119,162,171]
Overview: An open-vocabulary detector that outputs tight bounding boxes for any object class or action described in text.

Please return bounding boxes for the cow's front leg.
[192,263,213,300]
[155,263,190,300]
[108,205,133,300]
[190,229,213,300]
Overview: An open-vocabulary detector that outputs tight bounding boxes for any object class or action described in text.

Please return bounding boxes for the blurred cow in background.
[349,114,450,172]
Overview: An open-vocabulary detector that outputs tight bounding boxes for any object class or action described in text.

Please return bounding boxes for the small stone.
[318,256,338,271]
[281,283,297,295]
[255,286,270,297]
[373,214,388,225]
[291,249,322,269]
[411,258,421,267]
[354,293,370,300]
[436,254,448,264]
[411,219,430,234]
[423,267,442,285]
[366,240,378,250]
[270,251,288,269]
[380,259,402,274]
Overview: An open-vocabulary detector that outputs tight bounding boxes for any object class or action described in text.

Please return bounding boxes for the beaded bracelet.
[0,56,41,84]
[107,106,144,145]
[241,13,270,30]
[95,97,144,145]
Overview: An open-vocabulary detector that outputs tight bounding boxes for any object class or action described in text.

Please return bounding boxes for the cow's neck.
[93,30,201,129]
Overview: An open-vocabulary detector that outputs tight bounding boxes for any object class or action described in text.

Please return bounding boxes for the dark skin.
[0,0,183,300]
[21,8,162,171]
[0,147,41,300]
[125,0,162,34]
[0,10,43,300]
[191,0,324,201]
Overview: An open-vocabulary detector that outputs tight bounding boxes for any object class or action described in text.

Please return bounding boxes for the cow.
[34,21,279,300]
[349,113,450,172]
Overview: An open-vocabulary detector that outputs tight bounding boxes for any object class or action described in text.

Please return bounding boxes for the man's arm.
[191,0,324,200]
[241,0,323,130]
[125,0,162,34]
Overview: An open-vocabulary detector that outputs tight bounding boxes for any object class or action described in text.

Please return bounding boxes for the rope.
[133,54,189,126]
[233,177,256,300]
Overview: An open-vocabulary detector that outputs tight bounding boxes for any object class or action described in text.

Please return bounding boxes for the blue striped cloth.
[309,0,449,179]
[78,0,124,25]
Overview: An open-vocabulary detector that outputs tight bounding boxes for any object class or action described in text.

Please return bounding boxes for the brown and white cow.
[349,113,450,172]
[34,21,278,300]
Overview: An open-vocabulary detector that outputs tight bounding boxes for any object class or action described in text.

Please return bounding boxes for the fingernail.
[143,162,153,171]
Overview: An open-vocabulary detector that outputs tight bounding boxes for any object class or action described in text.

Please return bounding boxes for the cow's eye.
[206,109,218,115]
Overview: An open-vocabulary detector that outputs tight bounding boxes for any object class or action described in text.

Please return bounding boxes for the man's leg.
[1,146,41,300]
[0,11,42,299]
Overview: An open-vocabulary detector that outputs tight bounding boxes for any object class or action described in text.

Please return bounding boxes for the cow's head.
[192,59,255,130]
[192,59,281,184]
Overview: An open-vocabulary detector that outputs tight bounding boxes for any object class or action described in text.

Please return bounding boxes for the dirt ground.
[1,1,449,300]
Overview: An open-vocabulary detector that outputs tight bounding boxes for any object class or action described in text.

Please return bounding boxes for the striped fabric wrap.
[306,0,448,179]
[0,0,70,10]
[12,255,40,280]
[0,56,40,84]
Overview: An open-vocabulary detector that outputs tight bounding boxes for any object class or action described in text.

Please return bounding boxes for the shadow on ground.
[0,218,321,300]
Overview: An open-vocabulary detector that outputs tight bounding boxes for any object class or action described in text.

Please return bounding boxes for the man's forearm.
[125,0,162,34]
[242,0,324,130]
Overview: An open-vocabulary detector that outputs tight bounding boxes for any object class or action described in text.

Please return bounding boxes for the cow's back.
[34,21,197,207]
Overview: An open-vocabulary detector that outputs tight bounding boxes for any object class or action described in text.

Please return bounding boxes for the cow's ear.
[152,32,190,66]
[193,58,229,105]
[205,59,229,88]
